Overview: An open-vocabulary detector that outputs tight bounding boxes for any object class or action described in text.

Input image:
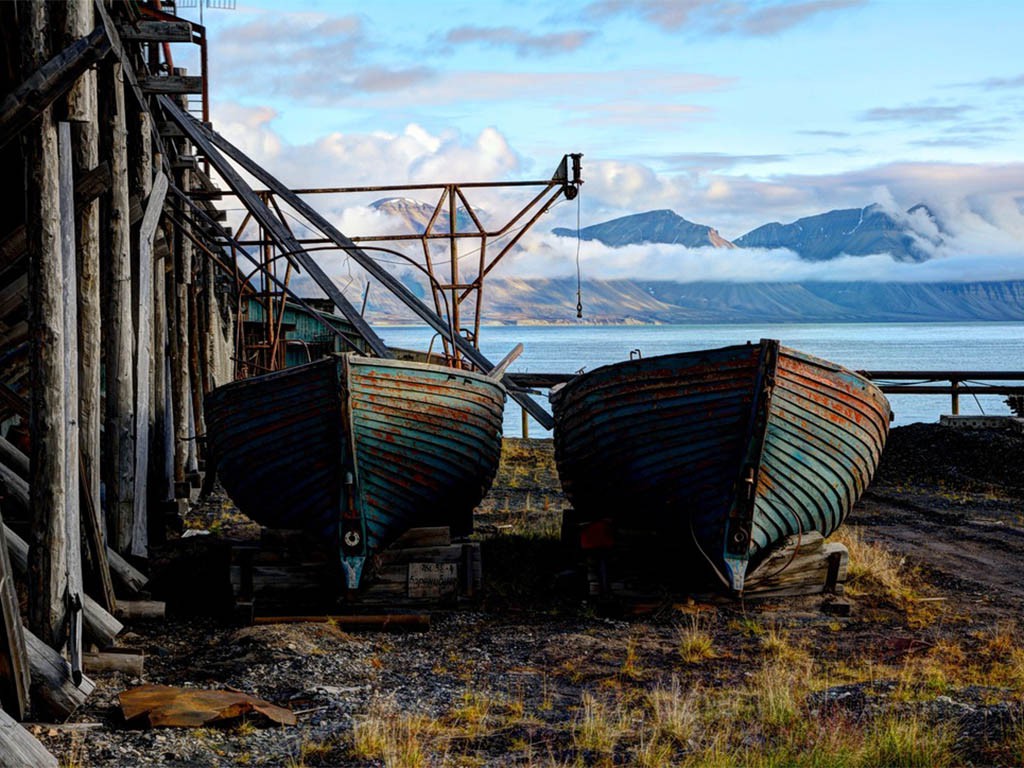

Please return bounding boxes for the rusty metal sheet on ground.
[119,684,296,728]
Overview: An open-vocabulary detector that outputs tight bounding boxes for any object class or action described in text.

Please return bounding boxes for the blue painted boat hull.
[551,340,890,592]
[205,355,506,587]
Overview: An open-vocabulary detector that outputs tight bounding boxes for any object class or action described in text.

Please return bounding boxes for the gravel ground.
[33,424,1024,767]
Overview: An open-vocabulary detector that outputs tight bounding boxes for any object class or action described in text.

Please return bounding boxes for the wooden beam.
[106,540,149,595]
[0,162,111,295]
[4,525,123,649]
[24,629,95,722]
[59,122,84,684]
[156,96,391,358]
[79,456,117,615]
[92,0,173,179]
[68,0,108,589]
[0,708,57,767]
[117,20,193,43]
[157,121,184,138]
[131,172,167,557]
[139,75,203,95]
[0,511,30,721]
[0,384,28,420]
[0,438,29,482]
[0,26,111,149]
[102,58,136,555]
[83,650,144,676]
[163,100,556,428]
[113,600,165,621]
[23,2,69,652]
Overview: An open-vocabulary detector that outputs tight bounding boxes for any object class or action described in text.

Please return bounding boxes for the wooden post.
[151,223,172,508]
[521,406,529,440]
[102,57,136,553]
[170,170,191,489]
[951,378,960,415]
[67,0,103,568]
[59,121,84,682]
[0,509,30,721]
[131,171,167,557]
[23,1,69,652]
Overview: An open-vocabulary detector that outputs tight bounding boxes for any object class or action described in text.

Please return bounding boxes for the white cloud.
[203,106,1024,289]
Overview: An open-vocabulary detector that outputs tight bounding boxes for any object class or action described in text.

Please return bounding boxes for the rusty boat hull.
[205,355,506,587]
[551,340,891,592]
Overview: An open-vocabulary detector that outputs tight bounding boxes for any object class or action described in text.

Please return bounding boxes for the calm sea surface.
[378,323,1024,437]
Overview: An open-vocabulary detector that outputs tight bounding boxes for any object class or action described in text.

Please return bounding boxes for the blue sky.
[173,0,1024,280]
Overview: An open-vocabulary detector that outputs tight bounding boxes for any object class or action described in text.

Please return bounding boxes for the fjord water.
[380,323,1024,437]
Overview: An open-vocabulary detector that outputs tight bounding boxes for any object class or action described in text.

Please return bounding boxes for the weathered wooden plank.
[79,456,117,614]
[0,708,57,768]
[0,274,26,320]
[4,525,123,648]
[0,511,30,721]
[59,122,84,685]
[102,58,136,554]
[92,0,171,178]
[113,601,165,621]
[0,438,29,482]
[117,20,193,42]
[389,527,451,549]
[744,533,849,599]
[131,171,167,557]
[105,547,149,595]
[23,3,68,652]
[0,26,110,149]
[24,628,95,722]
[0,162,110,277]
[83,650,144,676]
[139,75,203,95]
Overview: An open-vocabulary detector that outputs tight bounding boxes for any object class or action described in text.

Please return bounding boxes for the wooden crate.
[231,526,482,619]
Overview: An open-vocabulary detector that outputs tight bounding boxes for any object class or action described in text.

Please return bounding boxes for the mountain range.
[552,209,735,249]
[362,277,1024,325]
[356,198,1021,324]
[551,204,942,262]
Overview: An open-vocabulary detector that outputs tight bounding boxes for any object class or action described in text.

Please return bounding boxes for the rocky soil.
[34,423,1024,767]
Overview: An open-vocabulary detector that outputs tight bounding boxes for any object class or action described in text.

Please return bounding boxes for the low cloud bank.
[211,104,1024,288]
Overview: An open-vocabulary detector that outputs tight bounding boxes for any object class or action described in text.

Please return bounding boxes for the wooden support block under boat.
[230,527,482,616]
[743,532,849,599]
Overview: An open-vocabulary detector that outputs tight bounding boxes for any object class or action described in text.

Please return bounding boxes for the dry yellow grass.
[677,614,716,663]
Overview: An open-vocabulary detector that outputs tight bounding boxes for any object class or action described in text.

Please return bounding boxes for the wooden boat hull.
[205,355,506,587]
[551,340,890,592]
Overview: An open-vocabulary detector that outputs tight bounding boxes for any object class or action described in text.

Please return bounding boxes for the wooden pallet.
[231,526,482,620]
